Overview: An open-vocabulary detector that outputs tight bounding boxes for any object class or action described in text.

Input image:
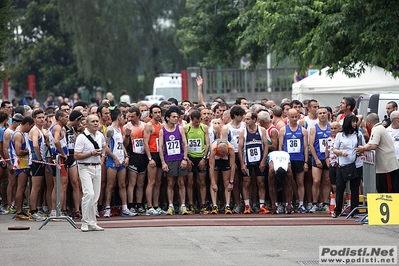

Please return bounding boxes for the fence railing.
[187,67,295,103]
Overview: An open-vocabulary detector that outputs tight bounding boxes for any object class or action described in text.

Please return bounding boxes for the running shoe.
[285,205,294,214]
[265,203,272,211]
[321,204,330,213]
[95,209,100,218]
[156,207,166,215]
[7,206,17,214]
[50,210,57,217]
[225,206,232,214]
[232,205,241,214]
[306,202,313,211]
[146,207,160,216]
[259,204,270,214]
[211,205,218,214]
[187,205,195,214]
[298,205,308,213]
[81,223,89,232]
[251,204,259,214]
[129,207,137,214]
[73,211,82,219]
[200,205,209,214]
[136,206,146,214]
[37,210,48,218]
[15,212,30,220]
[276,203,285,214]
[0,205,9,215]
[122,209,137,217]
[166,207,174,215]
[29,212,46,221]
[181,206,188,215]
[308,204,318,213]
[88,224,105,231]
[244,204,251,214]
[103,207,111,218]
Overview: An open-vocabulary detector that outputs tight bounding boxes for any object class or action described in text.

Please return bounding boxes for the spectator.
[120,90,131,104]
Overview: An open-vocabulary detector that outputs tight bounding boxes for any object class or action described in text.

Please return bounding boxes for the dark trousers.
[334,167,362,216]
[376,168,399,193]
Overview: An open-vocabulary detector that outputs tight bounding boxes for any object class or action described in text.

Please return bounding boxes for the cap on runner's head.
[69,110,83,121]
[12,113,24,122]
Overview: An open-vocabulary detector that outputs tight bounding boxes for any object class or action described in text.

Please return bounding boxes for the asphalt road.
[0,214,398,266]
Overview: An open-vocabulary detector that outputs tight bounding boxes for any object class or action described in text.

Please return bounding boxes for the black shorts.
[31,162,45,177]
[48,156,67,176]
[312,159,328,170]
[128,153,147,173]
[150,152,162,168]
[188,156,207,173]
[65,155,77,168]
[235,152,240,169]
[244,164,264,177]
[329,166,337,185]
[214,159,231,172]
[291,160,304,173]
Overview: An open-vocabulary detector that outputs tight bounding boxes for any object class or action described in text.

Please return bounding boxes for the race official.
[75,114,106,232]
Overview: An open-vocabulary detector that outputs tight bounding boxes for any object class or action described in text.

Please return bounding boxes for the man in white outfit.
[74,114,106,232]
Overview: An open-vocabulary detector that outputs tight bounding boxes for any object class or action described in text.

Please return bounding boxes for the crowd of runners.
[0,76,398,223]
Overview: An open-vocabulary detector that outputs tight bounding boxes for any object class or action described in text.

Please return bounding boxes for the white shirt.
[75,129,106,164]
[386,125,399,159]
[268,151,290,172]
[334,131,364,167]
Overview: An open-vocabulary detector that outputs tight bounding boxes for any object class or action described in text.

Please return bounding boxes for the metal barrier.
[345,151,376,222]
[39,155,77,230]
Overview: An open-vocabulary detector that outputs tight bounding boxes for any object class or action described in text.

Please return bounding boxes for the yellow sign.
[367,193,399,225]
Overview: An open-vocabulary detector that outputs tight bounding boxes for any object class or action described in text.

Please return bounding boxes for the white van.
[144,95,166,104]
[153,73,182,102]
[357,93,399,122]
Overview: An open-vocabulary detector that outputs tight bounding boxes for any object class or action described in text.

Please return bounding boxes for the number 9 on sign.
[367,193,399,225]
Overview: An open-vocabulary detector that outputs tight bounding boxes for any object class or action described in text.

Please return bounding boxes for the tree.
[179,0,399,76]
[0,0,13,80]
[7,0,81,98]
[179,0,257,68]
[234,0,399,76]
[58,0,189,100]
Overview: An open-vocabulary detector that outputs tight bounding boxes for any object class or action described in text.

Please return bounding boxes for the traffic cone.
[329,193,336,214]
[346,194,351,212]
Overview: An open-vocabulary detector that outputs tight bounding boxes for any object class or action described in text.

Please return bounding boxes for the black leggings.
[334,166,362,215]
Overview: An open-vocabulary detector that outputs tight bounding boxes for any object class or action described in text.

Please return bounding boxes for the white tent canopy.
[291,66,399,107]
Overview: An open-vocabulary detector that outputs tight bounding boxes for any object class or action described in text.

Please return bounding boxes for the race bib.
[67,134,75,149]
[188,138,202,153]
[166,140,180,155]
[133,138,144,153]
[319,138,327,153]
[115,141,124,157]
[287,139,301,153]
[156,138,159,152]
[247,147,261,163]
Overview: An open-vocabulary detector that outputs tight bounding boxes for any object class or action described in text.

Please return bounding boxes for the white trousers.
[78,164,101,226]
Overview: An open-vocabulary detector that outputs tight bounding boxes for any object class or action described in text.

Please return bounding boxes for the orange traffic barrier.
[329,193,336,214]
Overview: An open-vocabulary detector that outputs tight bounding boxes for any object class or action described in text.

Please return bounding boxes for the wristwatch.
[183,157,188,161]
[229,181,234,185]
[148,157,152,161]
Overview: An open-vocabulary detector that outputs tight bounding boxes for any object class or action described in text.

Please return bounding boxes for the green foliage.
[179,0,254,68]
[180,0,399,76]
[7,0,81,98]
[236,0,399,76]
[0,0,13,80]
[58,0,189,101]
